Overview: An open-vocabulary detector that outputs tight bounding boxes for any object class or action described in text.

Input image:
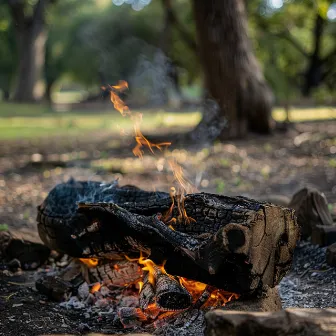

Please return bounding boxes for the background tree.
[0,4,16,100]
[190,0,273,139]
[5,0,57,102]
[252,0,336,97]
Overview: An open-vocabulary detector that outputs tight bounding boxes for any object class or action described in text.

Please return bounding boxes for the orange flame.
[103,81,171,158]
[103,81,240,310]
[79,258,98,268]
[179,278,239,307]
[138,281,144,292]
[168,159,196,195]
[90,282,101,293]
[133,113,171,159]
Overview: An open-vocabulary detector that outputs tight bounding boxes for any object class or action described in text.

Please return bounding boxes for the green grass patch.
[0,224,9,231]
[273,107,336,122]
[0,102,334,140]
[0,103,200,140]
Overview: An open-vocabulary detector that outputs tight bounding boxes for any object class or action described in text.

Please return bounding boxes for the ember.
[34,81,300,332]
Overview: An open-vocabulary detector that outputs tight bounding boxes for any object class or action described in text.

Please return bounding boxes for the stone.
[205,308,336,336]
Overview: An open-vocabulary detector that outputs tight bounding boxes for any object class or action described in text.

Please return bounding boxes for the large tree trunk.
[9,0,50,102]
[13,22,47,102]
[302,14,325,96]
[191,0,273,140]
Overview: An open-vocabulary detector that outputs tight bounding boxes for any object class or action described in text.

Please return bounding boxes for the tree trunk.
[3,90,10,101]
[191,0,273,140]
[13,23,47,102]
[302,14,325,96]
[8,0,50,102]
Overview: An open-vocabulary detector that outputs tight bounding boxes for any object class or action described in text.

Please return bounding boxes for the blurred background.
[0,0,335,239]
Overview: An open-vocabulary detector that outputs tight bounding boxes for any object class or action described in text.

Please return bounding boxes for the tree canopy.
[0,0,335,103]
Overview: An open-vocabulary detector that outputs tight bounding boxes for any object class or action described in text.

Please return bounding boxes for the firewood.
[37,181,300,296]
[326,243,336,267]
[139,267,192,313]
[311,225,336,247]
[69,194,299,296]
[205,308,336,336]
[0,231,50,269]
[288,187,333,239]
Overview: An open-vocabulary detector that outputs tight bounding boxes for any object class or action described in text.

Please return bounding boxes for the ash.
[59,281,206,335]
[279,241,336,308]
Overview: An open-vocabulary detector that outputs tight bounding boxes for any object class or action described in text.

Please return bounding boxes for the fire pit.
[33,178,300,333]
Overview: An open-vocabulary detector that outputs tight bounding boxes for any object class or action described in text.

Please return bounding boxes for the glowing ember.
[102,81,239,311]
[90,282,101,293]
[180,278,239,307]
[79,258,98,268]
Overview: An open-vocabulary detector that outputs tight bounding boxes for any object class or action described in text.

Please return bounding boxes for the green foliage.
[46,1,164,90]
[1,0,335,101]
[0,224,8,231]
[249,0,336,101]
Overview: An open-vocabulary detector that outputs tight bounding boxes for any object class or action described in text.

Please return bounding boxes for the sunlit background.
[0,0,335,238]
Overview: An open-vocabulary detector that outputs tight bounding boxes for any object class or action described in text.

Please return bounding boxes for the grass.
[0,102,334,140]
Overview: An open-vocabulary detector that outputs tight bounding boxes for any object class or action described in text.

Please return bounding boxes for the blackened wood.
[70,195,299,296]
[139,268,192,312]
[37,182,300,296]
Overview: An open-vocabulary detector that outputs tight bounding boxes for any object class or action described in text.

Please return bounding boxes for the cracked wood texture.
[37,180,300,296]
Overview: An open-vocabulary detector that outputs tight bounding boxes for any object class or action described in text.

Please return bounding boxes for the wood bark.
[190,0,273,139]
[37,182,300,297]
[288,187,333,239]
[205,308,336,336]
[42,195,299,296]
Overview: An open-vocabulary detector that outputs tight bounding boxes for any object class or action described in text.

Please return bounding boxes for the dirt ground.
[0,120,335,335]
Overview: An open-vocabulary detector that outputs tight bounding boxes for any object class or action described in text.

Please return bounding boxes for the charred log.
[37,181,299,296]
[139,267,192,312]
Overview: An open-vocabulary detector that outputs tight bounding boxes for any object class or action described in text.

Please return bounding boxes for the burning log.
[69,195,299,296]
[139,266,192,313]
[155,272,192,311]
[37,181,300,297]
[88,260,142,287]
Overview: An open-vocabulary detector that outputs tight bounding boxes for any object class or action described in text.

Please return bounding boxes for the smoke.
[129,49,172,106]
[188,98,227,145]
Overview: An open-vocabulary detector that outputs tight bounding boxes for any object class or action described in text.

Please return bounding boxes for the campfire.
[30,81,300,332]
[35,178,299,330]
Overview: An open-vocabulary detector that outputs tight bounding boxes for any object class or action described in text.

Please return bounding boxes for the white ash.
[279,241,336,308]
[152,309,206,336]
[78,282,89,300]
